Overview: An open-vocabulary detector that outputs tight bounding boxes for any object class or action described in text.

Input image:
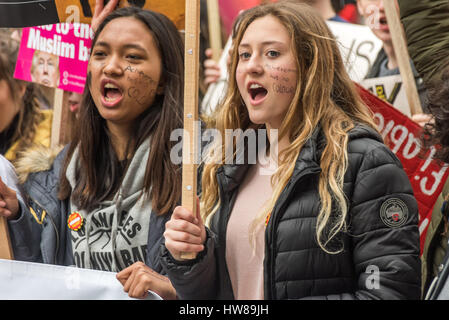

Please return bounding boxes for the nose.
[246,54,264,75]
[103,55,123,76]
[42,61,48,74]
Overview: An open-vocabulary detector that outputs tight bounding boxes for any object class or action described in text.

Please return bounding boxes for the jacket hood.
[14,145,64,184]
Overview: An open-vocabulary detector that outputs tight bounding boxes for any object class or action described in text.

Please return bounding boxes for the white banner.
[360,74,411,117]
[0,259,162,300]
[327,21,383,83]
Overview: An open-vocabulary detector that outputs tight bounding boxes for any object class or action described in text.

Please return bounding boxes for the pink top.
[225,160,276,300]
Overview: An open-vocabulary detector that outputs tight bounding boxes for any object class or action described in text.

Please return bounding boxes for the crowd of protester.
[0,0,448,300]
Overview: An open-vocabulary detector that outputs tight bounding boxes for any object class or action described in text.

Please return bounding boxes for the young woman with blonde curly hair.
[162,2,421,300]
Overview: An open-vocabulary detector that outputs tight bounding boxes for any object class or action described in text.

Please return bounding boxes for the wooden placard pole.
[50,88,69,148]
[180,0,201,260]
[384,1,423,116]
[0,217,13,260]
[207,0,222,62]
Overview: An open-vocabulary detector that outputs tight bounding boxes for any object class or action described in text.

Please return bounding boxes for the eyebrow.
[94,41,146,52]
[238,40,285,48]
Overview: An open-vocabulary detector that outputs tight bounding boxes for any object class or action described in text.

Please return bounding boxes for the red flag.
[357,84,449,253]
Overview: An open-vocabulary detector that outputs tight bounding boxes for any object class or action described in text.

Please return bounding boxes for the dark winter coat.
[7,146,170,273]
[161,125,421,300]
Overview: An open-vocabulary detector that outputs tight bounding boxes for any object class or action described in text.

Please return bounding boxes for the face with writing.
[31,50,60,87]
[88,16,163,129]
[236,15,297,130]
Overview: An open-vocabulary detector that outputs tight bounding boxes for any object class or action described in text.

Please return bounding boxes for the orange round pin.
[68,212,83,231]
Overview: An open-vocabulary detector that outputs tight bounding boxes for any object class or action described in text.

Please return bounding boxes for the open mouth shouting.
[101,79,124,107]
[377,15,390,32]
[247,82,268,105]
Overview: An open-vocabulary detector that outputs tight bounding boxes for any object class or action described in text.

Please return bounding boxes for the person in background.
[63,91,83,145]
[337,0,359,23]
[357,0,431,127]
[162,2,421,300]
[0,30,52,164]
[397,0,449,298]
[300,0,348,22]
[67,91,82,114]
[0,6,185,300]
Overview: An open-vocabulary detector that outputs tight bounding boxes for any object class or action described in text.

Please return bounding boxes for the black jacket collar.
[216,124,383,194]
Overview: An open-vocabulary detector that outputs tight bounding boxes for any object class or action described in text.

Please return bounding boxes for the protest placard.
[14,23,92,94]
[360,74,411,117]
[327,21,383,82]
[55,0,185,29]
[0,0,185,29]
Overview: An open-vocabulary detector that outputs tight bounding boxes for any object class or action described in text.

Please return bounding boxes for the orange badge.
[68,212,83,231]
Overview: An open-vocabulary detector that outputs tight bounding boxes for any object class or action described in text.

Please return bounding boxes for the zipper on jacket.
[265,167,321,299]
[31,197,60,265]
[216,170,237,299]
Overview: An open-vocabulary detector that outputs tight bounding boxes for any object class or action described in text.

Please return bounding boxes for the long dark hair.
[422,69,449,163]
[59,7,184,215]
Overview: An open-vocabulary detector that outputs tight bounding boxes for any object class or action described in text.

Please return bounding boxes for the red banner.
[358,84,449,253]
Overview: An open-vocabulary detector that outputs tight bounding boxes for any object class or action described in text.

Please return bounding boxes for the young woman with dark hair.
[0,7,184,299]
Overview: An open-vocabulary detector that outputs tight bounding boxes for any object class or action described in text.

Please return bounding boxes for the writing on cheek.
[264,64,297,74]
[270,74,290,83]
[124,65,157,87]
[128,86,156,105]
[272,83,295,94]
[124,65,158,105]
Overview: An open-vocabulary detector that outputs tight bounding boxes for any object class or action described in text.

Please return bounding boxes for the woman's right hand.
[164,198,206,261]
[0,177,19,220]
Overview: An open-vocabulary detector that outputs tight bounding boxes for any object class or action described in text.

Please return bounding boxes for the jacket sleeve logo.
[379,198,408,228]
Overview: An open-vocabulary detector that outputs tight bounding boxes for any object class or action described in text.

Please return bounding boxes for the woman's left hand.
[116,261,177,300]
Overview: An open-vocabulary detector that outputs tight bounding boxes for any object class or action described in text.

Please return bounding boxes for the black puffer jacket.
[161,125,421,299]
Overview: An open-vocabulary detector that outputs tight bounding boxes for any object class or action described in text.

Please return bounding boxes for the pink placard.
[14,23,92,94]
[218,0,261,35]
